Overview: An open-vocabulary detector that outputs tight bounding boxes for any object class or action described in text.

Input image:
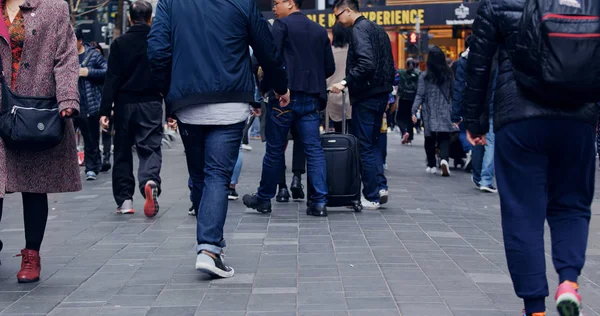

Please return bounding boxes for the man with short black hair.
[330,0,395,210]
[100,0,163,218]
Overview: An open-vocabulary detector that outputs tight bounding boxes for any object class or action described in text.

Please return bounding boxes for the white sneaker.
[429,167,438,174]
[117,199,134,214]
[383,164,388,170]
[379,190,389,205]
[441,160,450,177]
[464,151,472,170]
[426,167,432,173]
[241,144,252,151]
[361,197,380,210]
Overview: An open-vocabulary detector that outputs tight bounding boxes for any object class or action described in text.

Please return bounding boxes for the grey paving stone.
[146,306,197,316]
[198,294,250,311]
[47,307,101,316]
[154,289,205,307]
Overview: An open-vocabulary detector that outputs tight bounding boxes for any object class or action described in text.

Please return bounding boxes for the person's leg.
[495,119,550,314]
[458,124,473,153]
[350,99,384,203]
[22,193,48,251]
[74,116,92,173]
[179,123,206,221]
[101,119,113,171]
[333,120,342,133]
[437,132,451,162]
[546,121,595,286]
[242,115,254,145]
[196,121,244,255]
[471,145,485,183]
[86,113,102,174]
[132,102,164,217]
[378,132,387,165]
[231,147,243,187]
[250,114,261,137]
[480,120,496,189]
[112,107,136,208]
[424,134,437,168]
[291,126,306,177]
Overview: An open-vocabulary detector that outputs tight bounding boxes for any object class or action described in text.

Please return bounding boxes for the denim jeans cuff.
[197,243,224,255]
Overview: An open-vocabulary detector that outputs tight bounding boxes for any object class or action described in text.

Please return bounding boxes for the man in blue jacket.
[242,0,335,217]
[148,0,289,278]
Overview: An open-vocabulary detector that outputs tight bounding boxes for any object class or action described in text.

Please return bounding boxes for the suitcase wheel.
[353,202,362,212]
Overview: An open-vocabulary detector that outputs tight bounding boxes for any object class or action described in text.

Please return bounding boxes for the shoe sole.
[228,195,239,201]
[196,262,235,278]
[144,184,159,218]
[557,293,581,316]
[86,177,96,181]
[480,187,498,193]
[290,187,305,200]
[441,164,450,177]
[18,277,39,283]
[379,193,389,205]
[276,198,290,203]
[117,209,135,214]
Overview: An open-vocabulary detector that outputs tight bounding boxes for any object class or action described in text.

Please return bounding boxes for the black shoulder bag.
[0,55,64,151]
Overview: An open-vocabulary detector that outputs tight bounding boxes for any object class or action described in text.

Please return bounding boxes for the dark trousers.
[378,132,387,165]
[112,101,163,207]
[179,121,245,254]
[0,193,48,251]
[397,100,414,141]
[242,114,257,145]
[73,113,101,173]
[424,132,450,168]
[351,95,388,202]
[258,92,328,204]
[496,118,595,313]
[102,120,113,163]
[278,127,306,187]
[471,145,485,183]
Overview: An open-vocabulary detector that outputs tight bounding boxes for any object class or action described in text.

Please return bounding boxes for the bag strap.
[81,49,93,67]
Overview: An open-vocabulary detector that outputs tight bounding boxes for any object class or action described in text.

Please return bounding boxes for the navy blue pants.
[496,118,595,313]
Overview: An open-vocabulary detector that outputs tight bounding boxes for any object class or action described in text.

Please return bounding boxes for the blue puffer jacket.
[78,44,107,117]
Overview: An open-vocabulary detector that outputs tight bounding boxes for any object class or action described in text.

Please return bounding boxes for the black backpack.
[513,0,600,105]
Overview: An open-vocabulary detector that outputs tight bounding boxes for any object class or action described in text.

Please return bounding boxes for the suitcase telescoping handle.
[326,89,348,135]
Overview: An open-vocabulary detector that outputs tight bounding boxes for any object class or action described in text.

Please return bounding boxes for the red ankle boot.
[16,249,41,283]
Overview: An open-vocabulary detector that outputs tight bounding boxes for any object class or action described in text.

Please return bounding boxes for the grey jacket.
[412,72,457,136]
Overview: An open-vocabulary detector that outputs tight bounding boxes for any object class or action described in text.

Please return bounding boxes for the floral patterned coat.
[0,0,81,198]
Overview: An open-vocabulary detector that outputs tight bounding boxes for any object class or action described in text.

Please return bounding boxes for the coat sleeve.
[252,13,288,96]
[463,0,500,136]
[412,73,426,115]
[346,24,375,87]
[53,1,80,114]
[451,57,467,123]
[324,36,335,79]
[87,50,107,83]
[147,0,172,97]
[100,40,120,118]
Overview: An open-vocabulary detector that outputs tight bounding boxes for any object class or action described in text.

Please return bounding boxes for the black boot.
[242,194,272,214]
[276,188,290,203]
[290,175,305,200]
[100,159,111,172]
[306,203,327,217]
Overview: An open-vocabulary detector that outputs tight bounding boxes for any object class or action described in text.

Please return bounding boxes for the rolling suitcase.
[318,90,362,212]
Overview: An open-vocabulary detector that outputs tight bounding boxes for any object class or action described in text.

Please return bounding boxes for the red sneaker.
[401,133,409,144]
[143,181,159,218]
[16,249,41,283]
[555,281,582,316]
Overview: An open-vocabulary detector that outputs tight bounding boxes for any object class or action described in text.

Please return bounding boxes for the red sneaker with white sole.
[555,281,582,316]
[143,181,159,218]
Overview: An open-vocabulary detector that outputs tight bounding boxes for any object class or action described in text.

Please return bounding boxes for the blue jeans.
[231,148,243,185]
[351,96,388,202]
[258,92,327,204]
[179,121,245,255]
[471,145,484,184]
[480,119,495,187]
[249,116,261,137]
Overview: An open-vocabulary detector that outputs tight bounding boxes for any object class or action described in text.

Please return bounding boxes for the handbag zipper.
[11,105,58,114]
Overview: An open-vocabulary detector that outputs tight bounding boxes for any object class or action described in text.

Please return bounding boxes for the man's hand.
[61,108,74,118]
[79,68,89,77]
[467,130,487,146]
[100,116,110,132]
[330,82,345,94]
[276,89,291,107]
[167,117,178,131]
[252,107,262,117]
[412,115,418,124]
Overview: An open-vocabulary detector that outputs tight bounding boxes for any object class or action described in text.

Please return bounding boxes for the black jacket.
[270,12,335,105]
[147,0,288,116]
[100,24,161,117]
[345,16,395,104]
[79,44,107,117]
[463,0,597,135]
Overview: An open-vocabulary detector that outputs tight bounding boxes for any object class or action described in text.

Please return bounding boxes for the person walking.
[100,1,163,217]
[396,58,419,145]
[243,0,335,217]
[331,0,395,210]
[411,46,457,177]
[326,22,352,133]
[75,28,107,181]
[149,0,288,277]
[0,0,81,283]
[464,0,598,314]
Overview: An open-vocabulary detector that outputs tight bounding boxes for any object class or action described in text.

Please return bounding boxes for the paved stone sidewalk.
[1,132,600,316]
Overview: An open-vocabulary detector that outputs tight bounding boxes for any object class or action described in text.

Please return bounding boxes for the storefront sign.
[263,3,480,28]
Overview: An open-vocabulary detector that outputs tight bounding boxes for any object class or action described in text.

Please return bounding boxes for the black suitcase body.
[320,132,362,212]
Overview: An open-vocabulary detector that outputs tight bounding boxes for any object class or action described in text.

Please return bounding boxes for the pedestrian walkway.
[1,132,600,316]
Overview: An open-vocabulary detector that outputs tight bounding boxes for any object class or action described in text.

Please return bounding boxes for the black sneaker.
[100,161,111,172]
[276,188,290,203]
[242,194,272,214]
[188,205,196,216]
[195,250,234,278]
[306,204,327,217]
[290,176,305,200]
[228,188,239,201]
[471,175,481,189]
[480,185,498,193]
